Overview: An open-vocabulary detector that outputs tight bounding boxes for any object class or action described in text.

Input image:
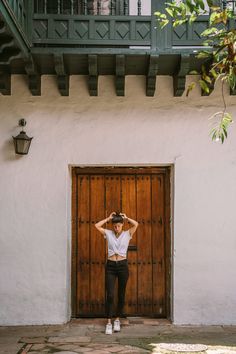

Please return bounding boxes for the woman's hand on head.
[120,213,127,220]
[108,212,116,220]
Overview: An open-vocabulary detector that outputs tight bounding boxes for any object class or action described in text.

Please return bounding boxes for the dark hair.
[112,212,124,224]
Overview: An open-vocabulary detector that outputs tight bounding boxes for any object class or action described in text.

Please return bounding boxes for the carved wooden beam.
[54,54,69,96]
[146,55,159,96]
[88,54,98,96]
[24,56,41,96]
[115,55,125,96]
[173,55,190,97]
[0,71,11,95]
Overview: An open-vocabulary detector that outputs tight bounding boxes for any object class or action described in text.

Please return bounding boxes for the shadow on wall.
[2,138,22,162]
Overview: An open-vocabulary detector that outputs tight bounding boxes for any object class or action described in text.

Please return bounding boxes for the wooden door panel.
[72,167,171,318]
[136,175,152,315]
[77,176,90,315]
[121,176,137,315]
[152,174,166,316]
[105,176,121,215]
[90,176,106,315]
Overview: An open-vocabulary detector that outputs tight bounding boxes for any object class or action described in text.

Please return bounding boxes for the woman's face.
[113,222,123,234]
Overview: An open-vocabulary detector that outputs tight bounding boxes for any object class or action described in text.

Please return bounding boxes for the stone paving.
[0,318,236,354]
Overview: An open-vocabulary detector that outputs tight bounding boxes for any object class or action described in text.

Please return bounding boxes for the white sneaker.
[113,319,121,332]
[105,323,112,335]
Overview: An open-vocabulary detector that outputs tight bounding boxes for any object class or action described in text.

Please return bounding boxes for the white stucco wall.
[0,75,236,325]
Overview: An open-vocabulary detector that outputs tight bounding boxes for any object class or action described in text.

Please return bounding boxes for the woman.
[95,211,139,334]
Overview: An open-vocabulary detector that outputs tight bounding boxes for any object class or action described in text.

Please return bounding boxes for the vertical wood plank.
[90,175,105,315]
[71,169,77,317]
[136,175,152,315]
[121,175,137,315]
[152,174,166,317]
[104,175,121,314]
[164,168,171,319]
[77,175,90,315]
[105,175,121,216]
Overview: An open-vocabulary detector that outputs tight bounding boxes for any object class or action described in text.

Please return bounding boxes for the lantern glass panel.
[13,131,33,155]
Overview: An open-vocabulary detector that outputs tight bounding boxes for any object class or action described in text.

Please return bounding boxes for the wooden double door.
[72,167,171,318]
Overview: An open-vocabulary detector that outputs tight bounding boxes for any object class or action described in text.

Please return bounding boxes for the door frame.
[71,165,173,320]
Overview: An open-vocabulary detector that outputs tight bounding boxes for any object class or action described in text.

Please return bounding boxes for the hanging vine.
[156,0,235,143]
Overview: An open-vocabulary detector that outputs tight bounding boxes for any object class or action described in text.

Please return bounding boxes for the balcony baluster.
[110,0,115,15]
[71,0,74,14]
[83,0,88,14]
[97,0,101,15]
[137,0,141,15]
[124,0,128,15]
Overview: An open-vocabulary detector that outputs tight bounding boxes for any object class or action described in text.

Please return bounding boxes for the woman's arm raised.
[95,212,115,236]
[121,213,139,237]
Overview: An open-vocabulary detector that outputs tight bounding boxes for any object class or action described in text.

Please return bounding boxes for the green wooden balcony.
[0,0,218,50]
[0,0,235,96]
[31,1,211,49]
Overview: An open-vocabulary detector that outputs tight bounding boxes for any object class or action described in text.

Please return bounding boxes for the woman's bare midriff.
[108,254,126,261]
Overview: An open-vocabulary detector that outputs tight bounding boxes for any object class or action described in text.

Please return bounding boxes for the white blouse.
[104,229,132,258]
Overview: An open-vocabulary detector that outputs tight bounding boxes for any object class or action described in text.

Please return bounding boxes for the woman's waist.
[106,258,128,265]
[108,253,127,261]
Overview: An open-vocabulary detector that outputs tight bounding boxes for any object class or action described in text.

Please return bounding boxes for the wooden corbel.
[115,55,125,96]
[173,54,190,97]
[0,71,11,95]
[54,53,69,96]
[88,54,98,96]
[146,55,159,96]
[24,56,41,96]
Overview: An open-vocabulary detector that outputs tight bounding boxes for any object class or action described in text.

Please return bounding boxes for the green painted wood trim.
[152,0,172,51]
[26,1,33,45]
[115,54,125,96]
[0,0,31,51]
[146,54,159,96]
[88,54,98,96]
[30,46,208,55]
[32,14,152,47]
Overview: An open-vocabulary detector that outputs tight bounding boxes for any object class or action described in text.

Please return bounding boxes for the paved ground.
[1,318,236,354]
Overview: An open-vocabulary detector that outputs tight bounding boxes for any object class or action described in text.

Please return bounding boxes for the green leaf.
[186,0,195,12]
[196,0,205,10]
[199,79,210,93]
[196,51,211,59]
[166,7,174,17]
[202,75,212,84]
[201,27,219,37]
[173,20,187,27]
[209,68,218,79]
[186,82,196,96]
[189,14,198,23]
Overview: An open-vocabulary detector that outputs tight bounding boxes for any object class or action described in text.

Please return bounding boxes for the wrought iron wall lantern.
[12,119,33,155]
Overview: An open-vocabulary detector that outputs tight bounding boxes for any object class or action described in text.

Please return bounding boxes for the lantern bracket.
[19,119,27,127]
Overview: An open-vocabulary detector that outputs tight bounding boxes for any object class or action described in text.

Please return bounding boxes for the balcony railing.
[2,0,236,51]
[32,0,153,47]
[33,0,132,16]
